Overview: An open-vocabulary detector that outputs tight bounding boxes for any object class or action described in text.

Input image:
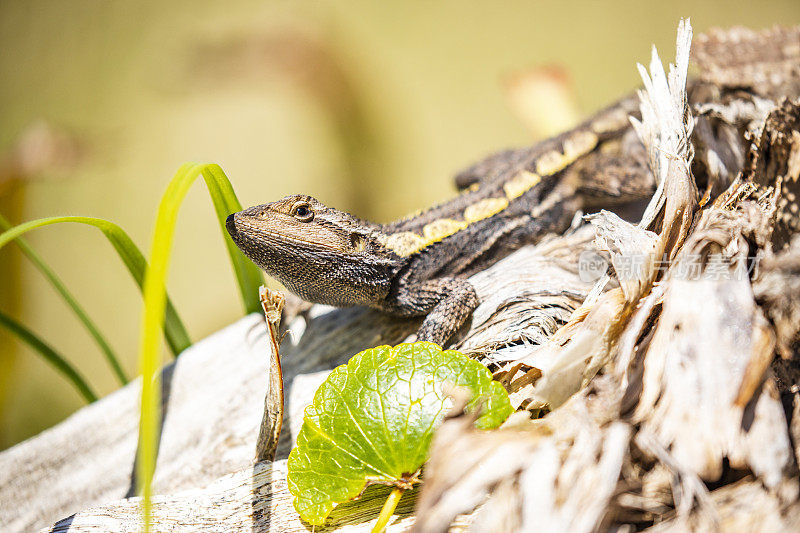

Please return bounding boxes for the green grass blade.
[0,309,98,403]
[199,164,264,313]
[134,163,262,529]
[0,214,129,385]
[0,216,192,357]
[136,163,195,531]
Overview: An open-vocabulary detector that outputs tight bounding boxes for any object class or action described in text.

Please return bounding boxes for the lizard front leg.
[390,278,479,346]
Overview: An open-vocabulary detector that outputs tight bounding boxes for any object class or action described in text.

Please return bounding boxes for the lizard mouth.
[225,213,238,238]
[257,230,343,253]
[226,212,345,254]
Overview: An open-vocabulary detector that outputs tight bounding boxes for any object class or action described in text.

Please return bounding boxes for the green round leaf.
[287,341,513,525]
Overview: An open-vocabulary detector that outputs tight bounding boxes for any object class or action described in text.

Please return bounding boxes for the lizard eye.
[291,202,314,222]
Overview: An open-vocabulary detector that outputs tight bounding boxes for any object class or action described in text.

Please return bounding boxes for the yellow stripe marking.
[464,197,509,222]
[535,130,598,175]
[382,197,509,257]
[590,107,631,134]
[535,149,569,176]
[381,232,427,257]
[381,219,468,257]
[422,218,468,242]
[564,130,598,159]
[503,171,541,199]
[382,129,598,257]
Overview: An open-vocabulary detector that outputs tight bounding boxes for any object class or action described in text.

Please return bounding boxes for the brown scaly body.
[226,96,653,345]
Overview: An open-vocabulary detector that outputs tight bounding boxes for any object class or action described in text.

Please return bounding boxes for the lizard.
[226,96,653,346]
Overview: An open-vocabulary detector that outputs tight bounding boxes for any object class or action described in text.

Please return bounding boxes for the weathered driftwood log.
[46,461,431,533]
[0,223,598,531]
[2,21,800,533]
[415,23,800,533]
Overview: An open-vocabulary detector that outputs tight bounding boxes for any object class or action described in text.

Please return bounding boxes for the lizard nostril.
[225,213,237,237]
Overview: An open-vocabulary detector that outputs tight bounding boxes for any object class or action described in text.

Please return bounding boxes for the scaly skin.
[226,97,653,345]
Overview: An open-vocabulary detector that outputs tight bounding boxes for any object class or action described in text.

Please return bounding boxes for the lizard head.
[226,194,401,307]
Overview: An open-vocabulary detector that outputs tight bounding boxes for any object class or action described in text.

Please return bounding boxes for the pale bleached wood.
[0,316,268,531]
[415,390,632,533]
[45,460,436,533]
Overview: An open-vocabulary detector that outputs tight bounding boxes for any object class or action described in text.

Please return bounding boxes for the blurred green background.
[1,0,798,450]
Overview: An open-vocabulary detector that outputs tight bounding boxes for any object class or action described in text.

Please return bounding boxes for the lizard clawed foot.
[402,278,479,347]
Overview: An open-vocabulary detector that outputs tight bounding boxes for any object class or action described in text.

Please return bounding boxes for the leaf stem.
[372,487,405,533]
